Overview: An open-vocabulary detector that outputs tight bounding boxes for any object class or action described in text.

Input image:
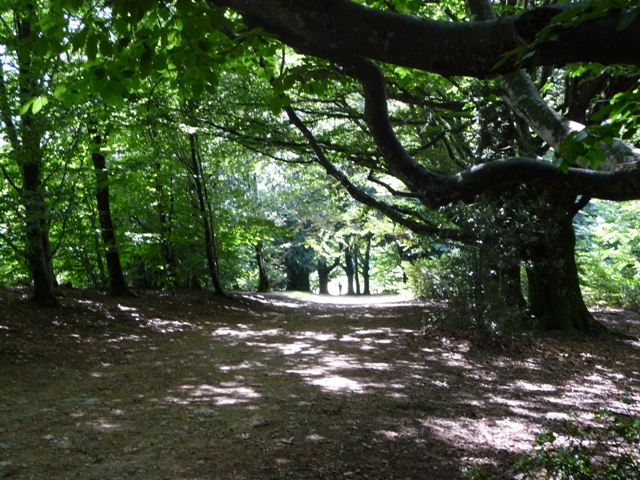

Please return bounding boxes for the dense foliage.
[0,0,639,334]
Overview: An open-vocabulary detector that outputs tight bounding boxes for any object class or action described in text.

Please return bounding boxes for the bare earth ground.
[1,287,639,480]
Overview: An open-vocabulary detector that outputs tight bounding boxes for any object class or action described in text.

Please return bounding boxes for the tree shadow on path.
[1,287,639,479]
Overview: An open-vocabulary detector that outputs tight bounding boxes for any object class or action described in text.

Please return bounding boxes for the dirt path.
[1,288,639,479]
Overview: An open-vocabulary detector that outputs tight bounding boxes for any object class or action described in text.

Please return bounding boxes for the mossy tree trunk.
[526,197,604,333]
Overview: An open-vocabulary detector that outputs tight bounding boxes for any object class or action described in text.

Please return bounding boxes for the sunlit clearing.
[177,383,261,405]
[147,318,194,333]
[507,381,556,392]
[117,304,137,312]
[107,334,143,342]
[278,291,415,305]
[422,416,534,453]
[293,332,336,341]
[219,361,265,371]
[310,376,363,392]
[87,419,121,431]
[247,342,322,355]
[211,326,282,339]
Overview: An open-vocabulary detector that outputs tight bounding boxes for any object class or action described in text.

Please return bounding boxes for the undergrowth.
[463,395,640,479]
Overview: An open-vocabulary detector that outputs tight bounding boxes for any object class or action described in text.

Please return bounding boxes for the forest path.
[1,288,639,479]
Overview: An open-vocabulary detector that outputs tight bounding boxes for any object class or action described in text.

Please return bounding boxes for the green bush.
[406,245,527,334]
[463,397,640,479]
[575,200,640,309]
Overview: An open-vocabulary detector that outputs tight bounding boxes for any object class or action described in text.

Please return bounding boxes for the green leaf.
[622,127,636,139]
[19,97,37,115]
[617,10,637,30]
[53,84,67,98]
[70,0,83,12]
[268,96,282,114]
[99,38,114,57]
[574,129,588,142]
[140,48,154,78]
[31,96,48,114]
[591,149,606,167]
[86,34,98,61]
[71,28,88,51]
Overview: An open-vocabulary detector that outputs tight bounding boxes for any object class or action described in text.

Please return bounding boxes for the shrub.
[463,396,640,479]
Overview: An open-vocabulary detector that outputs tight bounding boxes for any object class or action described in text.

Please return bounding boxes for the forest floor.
[1,287,640,480]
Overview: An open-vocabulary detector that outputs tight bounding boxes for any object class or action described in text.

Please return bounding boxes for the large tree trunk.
[526,201,603,333]
[283,245,314,292]
[12,7,56,305]
[22,185,56,305]
[91,131,134,297]
[285,264,311,292]
[317,256,340,294]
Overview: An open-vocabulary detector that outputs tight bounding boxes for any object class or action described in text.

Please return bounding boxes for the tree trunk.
[91,131,134,297]
[22,187,56,305]
[344,248,355,295]
[526,204,604,333]
[362,234,372,295]
[285,264,311,291]
[187,133,225,296]
[90,208,107,287]
[354,244,361,295]
[255,243,270,292]
[155,162,176,290]
[317,256,340,294]
[283,244,314,291]
[13,8,56,305]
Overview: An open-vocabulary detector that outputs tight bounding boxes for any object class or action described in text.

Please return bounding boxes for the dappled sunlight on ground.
[1,287,640,479]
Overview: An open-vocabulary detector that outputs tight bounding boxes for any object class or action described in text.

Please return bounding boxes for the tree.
[12,0,640,331]
[0,2,65,304]
[88,121,134,296]
[317,255,340,295]
[199,0,639,331]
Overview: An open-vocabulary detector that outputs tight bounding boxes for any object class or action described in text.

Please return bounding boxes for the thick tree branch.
[284,105,465,240]
[464,0,640,170]
[210,0,640,77]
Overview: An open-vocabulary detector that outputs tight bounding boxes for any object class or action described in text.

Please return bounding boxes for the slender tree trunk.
[188,133,225,296]
[90,208,107,287]
[155,163,176,290]
[362,234,372,295]
[354,244,361,295]
[255,243,270,292]
[91,130,134,297]
[499,264,525,308]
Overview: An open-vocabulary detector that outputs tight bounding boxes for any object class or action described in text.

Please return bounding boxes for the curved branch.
[284,105,465,240]
[210,0,640,77]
